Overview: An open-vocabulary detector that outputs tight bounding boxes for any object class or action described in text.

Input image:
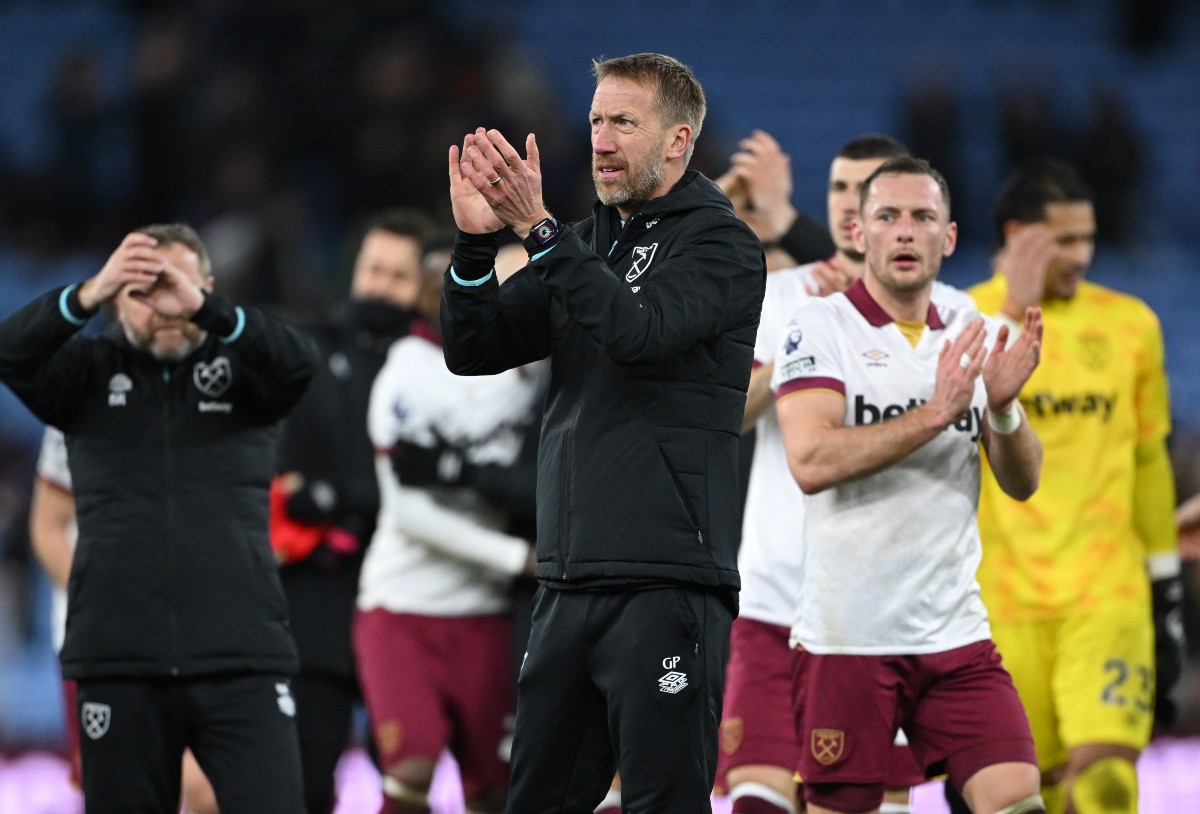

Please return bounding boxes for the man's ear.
[943,221,958,258]
[202,275,215,293]
[665,124,692,161]
[1001,219,1025,244]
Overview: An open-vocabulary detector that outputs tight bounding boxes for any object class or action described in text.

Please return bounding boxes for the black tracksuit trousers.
[507,586,733,814]
[76,673,305,814]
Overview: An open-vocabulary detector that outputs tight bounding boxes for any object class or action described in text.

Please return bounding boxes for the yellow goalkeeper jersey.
[970,273,1171,621]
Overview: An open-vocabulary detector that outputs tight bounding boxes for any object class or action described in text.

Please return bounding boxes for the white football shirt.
[739,264,816,625]
[35,426,75,652]
[740,267,975,627]
[772,280,996,654]
[359,335,540,616]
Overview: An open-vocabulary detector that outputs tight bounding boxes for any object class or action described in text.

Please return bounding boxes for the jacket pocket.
[658,447,704,546]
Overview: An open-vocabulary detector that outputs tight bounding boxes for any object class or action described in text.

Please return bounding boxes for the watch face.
[534,220,557,243]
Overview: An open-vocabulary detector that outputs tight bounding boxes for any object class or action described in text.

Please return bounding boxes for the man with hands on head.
[949,160,1183,814]
[30,425,220,814]
[774,157,1046,814]
[442,52,765,814]
[0,225,317,814]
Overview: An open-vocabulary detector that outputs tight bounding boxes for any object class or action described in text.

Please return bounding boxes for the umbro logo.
[658,671,688,694]
[658,656,688,693]
[862,349,889,367]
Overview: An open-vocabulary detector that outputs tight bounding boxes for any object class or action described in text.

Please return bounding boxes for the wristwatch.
[525,217,561,252]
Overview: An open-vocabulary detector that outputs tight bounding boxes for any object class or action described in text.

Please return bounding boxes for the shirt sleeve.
[380,473,530,576]
[1131,304,1178,563]
[36,427,72,491]
[777,212,835,266]
[368,339,439,451]
[771,300,845,400]
[755,266,814,366]
[0,286,97,429]
[441,235,553,377]
[1134,305,1172,446]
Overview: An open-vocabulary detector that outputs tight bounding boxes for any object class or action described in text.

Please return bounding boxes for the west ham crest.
[82,702,111,740]
[625,243,659,282]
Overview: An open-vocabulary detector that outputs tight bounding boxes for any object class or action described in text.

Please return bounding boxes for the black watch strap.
[524,217,561,253]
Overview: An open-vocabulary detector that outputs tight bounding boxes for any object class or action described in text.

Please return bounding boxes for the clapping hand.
[728,129,797,242]
[450,128,550,237]
[930,317,987,426]
[1001,224,1055,320]
[807,259,853,296]
[982,307,1043,413]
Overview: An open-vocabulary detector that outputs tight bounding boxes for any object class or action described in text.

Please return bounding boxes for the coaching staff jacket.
[0,285,318,680]
[442,170,765,601]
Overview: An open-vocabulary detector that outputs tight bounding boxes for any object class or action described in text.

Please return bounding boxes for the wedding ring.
[488,176,502,187]
[959,353,972,370]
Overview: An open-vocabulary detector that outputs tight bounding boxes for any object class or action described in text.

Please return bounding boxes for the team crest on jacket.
[82,702,111,740]
[275,682,296,717]
[193,357,232,398]
[108,373,132,406]
[625,243,658,282]
[811,728,845,765]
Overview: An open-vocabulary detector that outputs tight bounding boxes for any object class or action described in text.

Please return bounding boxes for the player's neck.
[864,273,932,323]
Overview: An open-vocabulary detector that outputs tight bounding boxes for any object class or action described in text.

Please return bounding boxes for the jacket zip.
[659,449,705,545]
[558,397,583,580]
[160,367,181,676]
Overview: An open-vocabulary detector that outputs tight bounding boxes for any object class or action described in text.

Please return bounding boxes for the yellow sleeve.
[1136,437,1178,570]
[1135,306,1171,445]
[1133,306,1178,574]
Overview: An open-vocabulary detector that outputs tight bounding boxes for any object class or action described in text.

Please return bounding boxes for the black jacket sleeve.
[0,285,98,428]
[191,292,319,421]
[441,232,553,376]
[778,212,835,265]
[531,215,764,365]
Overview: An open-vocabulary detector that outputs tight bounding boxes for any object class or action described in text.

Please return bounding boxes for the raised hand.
[450,132,505,235]
[455,128,550,237]
[127,255,206,318]
[807,258,853,296]
[78,233,164,310]
[982,307,1043,412]
[1176,492,1200,561]
[930,317,987,427]
[1001,223,1055,320]
[714,168,747,203]
[729,129,796,241]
